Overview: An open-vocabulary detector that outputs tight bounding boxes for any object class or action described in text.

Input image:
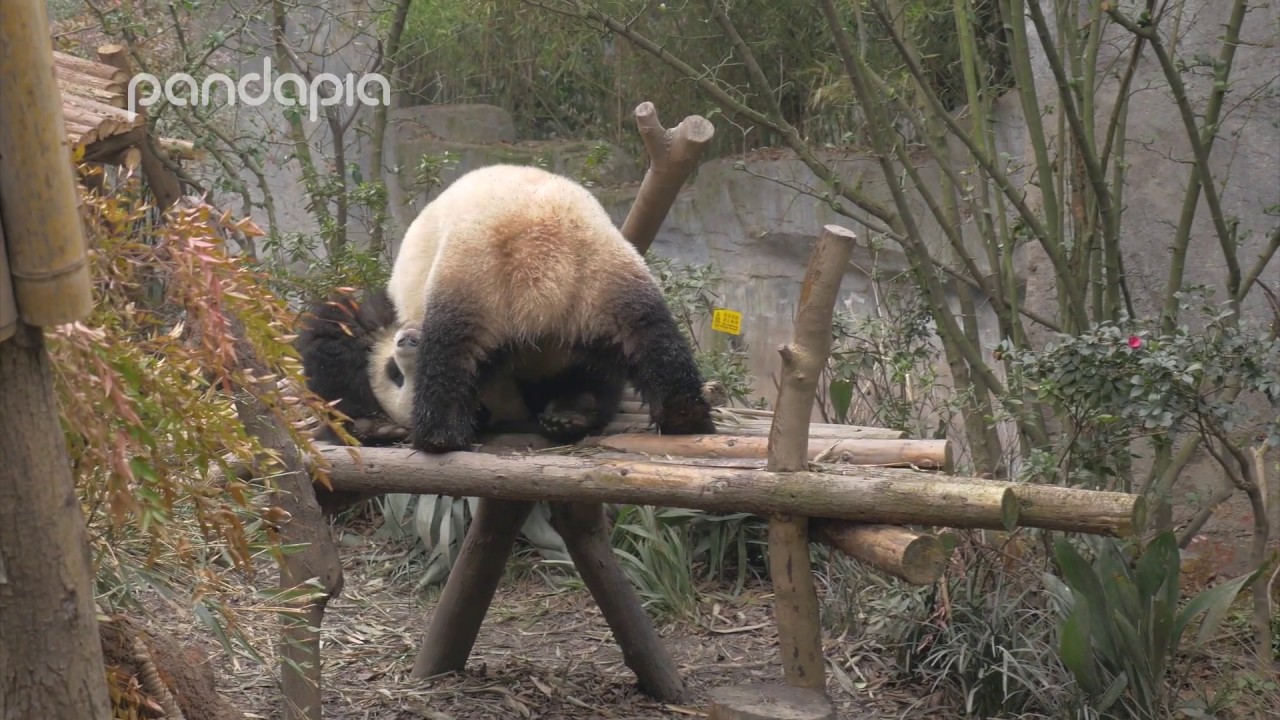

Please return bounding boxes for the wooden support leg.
[767,516,825,691]
[549,501,687,703]
[411,498,534,679]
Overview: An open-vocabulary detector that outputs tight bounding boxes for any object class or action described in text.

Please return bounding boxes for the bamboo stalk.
[0,0,94,327]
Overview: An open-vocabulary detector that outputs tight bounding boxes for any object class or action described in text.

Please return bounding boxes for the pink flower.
[1127,336,1142,349]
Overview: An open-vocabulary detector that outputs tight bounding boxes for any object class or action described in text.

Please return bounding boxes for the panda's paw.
[538,395,598,444]
[413,432,473,454]
[351,418,411,445]
[655,394,717,435]
[410,415,476,454]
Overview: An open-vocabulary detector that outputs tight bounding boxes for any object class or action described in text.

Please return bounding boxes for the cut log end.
[815,522,945,585]
[707,684,835,720]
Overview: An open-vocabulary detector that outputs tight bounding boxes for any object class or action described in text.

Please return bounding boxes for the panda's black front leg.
[410,295,487,453]
[611,286,717,436]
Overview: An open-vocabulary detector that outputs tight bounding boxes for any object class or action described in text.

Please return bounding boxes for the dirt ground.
[135,527,935,720]
[128,478,1275,720]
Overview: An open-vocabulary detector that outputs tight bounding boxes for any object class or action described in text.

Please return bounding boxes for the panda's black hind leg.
[409,294,488,453]
[609,285,716,436]
[518,353,626,445]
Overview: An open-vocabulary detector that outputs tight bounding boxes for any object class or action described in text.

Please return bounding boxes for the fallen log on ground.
[315,444,1021,529]
[584,433,950,469]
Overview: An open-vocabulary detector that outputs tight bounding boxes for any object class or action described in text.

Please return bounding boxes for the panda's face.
[365,323,422,428]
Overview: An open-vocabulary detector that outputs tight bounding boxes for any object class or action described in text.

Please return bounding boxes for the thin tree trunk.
[0,326,112,719]
[367,0,413,256]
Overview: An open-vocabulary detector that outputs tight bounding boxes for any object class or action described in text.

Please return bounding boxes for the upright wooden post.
[95,43,183,212]
[0,0,110,715]
[764,225,858,694]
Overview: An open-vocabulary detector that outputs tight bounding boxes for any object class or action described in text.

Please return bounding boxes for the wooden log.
[605,413,908,440]
[411,499,535,679]
[584,433,951,470]
[0,0,94,328]
[316,444,1022,530]
[158,136,205,161]
[717,416,908,440]
[621,102,715,254]
[61,90,142,130]
[56,71,126,108]
[53,49,130,84]
[962,477,1147,538]
[765,224,858,692]
[549,502,687,701]
[813,522,944,585]
[819,465,1146,538]
[79,126,145,164]
[707,684,836,720]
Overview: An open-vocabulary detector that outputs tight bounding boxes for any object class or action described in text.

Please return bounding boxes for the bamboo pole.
[0,0,94,327]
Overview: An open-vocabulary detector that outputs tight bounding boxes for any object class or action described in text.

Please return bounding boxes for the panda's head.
[294,289,399,423]
[365,323,420,428]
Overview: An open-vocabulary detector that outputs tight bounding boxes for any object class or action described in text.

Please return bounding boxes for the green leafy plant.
[894,537,1072,718]
[647,253,755,406]
[1046,532,1261,719]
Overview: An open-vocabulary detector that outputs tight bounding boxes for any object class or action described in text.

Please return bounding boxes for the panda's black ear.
[294,291,386,420]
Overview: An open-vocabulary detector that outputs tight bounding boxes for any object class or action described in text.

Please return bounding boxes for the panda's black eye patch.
[385,356,405,388]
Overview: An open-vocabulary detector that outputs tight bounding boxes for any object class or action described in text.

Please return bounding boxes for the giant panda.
[387,163,715,453]
[294,288,611,446]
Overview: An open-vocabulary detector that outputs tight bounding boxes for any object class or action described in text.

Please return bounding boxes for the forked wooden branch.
[621,101,715,254]
[764,224,858,692]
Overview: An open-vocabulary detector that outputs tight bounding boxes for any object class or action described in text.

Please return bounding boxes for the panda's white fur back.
[387,164,652,348]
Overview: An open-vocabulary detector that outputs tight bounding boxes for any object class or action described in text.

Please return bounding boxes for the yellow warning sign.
[710,308,742,335]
